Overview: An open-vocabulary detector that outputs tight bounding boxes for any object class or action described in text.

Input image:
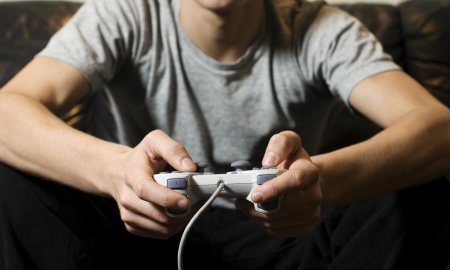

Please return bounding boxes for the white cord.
[178,181,225,270]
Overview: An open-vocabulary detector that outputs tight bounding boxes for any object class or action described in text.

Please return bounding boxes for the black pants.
[0,163,448,270]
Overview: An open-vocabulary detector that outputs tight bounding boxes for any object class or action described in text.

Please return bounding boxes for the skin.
[0,0,449,239]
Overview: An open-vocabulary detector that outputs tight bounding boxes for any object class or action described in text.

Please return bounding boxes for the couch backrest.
[338,0,450,107]
[338,3,404,67]
[0,2,80,85]
[400,0,450,106]
[2,1,449,95]
[1,0,449,150]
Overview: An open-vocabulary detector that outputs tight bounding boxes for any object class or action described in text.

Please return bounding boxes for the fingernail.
[252,191,263,202]
[181,158,195,170]
[263,152,276,166]
[177,198,188,209]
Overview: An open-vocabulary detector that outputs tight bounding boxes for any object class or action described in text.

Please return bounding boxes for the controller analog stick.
[195,162,209,173]
[230,160,252,171]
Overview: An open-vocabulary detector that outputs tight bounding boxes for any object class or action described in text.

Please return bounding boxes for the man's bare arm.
[312,71,450,209]
[0,57,129,196]
[0,57,199,238]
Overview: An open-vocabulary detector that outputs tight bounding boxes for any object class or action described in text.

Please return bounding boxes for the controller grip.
[255,174,280,213]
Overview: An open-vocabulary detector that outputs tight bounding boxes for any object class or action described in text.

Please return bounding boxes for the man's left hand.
[236,131,322,237]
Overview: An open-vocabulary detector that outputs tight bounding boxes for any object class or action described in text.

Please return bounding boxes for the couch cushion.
[400,0,450,106]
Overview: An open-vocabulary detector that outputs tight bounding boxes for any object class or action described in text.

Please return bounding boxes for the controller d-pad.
[257,174,276,185]
[167,178,187,189]
[256,174,279,212]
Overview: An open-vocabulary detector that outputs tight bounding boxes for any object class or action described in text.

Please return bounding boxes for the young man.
[0,0,448,269]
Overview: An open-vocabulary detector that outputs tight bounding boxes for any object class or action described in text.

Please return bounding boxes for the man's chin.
[193,0,253,13]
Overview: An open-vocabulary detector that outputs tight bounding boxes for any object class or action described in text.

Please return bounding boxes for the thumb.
[140,130,196,172]
[262,131,302,168]
[252,158,319,203]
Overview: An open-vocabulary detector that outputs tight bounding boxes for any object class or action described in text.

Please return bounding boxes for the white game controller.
[154,160,286,217]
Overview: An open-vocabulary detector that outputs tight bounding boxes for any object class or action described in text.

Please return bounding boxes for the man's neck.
[179,0,264,63]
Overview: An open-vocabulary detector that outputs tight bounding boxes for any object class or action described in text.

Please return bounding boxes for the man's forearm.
[0,92,130,196]
[313,106,450,209]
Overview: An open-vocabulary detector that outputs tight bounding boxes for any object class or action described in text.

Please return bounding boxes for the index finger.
[252,150,319,203]
[125,168,189,210]
[141,130,196,172]
[262,131,302,168]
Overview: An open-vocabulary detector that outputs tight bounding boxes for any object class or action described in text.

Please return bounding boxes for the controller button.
[167,178,187,189]
[257,174,276,185]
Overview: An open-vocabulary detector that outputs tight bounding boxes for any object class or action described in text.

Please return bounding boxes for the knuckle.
[169,142,186,155]
[307,163,320,181]
[118,193,131,208]
[136,181,147,199]
[155,212,169,224]
[304,187,322,205]
[265,181,280,198]
[124,224,135,234]
[120,212,132,223]
[147,129,164,141]
[294,161,320,189]
[160,193,171,208]
[289,170,304,187]
[159,227,172,239]
[123,171,134,186]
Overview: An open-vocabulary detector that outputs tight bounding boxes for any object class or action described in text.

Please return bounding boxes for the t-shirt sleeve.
[37,0,140,92]
[297,6,401,107]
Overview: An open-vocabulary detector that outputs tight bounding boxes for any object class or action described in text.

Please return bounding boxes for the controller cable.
[177,180,226,270]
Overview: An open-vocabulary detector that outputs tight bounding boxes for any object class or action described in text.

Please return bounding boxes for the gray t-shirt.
[38,0,399,171]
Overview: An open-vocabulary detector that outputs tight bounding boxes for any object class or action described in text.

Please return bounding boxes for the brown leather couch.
[0,0,449,268]
[1,0,449,149]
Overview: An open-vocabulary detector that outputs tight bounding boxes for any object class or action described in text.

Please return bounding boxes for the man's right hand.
[111,130,197,239]
[0,57,196,240]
